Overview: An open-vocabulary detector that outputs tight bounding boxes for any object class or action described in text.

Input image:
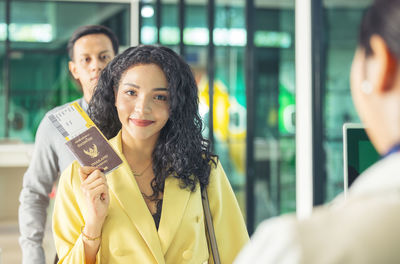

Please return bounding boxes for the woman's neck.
[120,130,157,161]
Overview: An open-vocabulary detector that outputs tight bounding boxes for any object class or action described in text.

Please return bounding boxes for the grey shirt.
[18,98,88,264]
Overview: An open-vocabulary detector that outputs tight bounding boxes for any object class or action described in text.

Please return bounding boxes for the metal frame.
[245,0,255,234]
[130,0,140,46]
[295,0,313,219]
[178,0,185,56]
[207,0,215,150]
[311,0,326,206]
[3,0,11,138]
[155,0,161,44]
[138,0,143,44]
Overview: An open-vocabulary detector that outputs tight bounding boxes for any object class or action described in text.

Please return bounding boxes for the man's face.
[69,33,115,103]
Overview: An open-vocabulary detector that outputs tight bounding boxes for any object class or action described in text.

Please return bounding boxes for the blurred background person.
[235,0,400,263]
[18,25,118,264]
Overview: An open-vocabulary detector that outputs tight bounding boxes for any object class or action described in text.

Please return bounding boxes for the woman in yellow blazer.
[53,45,249,264]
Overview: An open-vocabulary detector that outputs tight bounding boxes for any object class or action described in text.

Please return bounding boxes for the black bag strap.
[201,185,221,264]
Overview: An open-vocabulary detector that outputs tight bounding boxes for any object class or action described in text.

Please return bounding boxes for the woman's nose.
[134,97,151,114]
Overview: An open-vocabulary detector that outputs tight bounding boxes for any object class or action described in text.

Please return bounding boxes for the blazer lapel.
[107,133,165,264]
[157,176,192,255]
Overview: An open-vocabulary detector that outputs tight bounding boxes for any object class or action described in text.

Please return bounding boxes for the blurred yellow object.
[198,77,246,175]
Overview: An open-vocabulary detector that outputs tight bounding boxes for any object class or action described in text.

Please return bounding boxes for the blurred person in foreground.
[52,45,249,263]
[18,25,118,264]
[235,0,400,263]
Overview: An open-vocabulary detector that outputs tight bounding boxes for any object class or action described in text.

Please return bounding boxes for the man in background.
[18,25,119,264]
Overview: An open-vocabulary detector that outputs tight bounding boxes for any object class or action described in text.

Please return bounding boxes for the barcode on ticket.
[48,114,70,138]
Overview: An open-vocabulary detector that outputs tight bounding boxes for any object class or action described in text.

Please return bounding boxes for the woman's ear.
[368,35,398,94]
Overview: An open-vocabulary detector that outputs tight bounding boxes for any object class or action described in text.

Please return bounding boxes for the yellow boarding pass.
[48,102,122,174]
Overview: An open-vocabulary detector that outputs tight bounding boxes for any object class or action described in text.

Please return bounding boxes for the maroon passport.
[66,126,122,174]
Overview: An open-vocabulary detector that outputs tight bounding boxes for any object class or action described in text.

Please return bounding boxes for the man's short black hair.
[67,25,119,60]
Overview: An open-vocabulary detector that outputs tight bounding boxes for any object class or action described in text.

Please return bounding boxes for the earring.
[361,80,373,94]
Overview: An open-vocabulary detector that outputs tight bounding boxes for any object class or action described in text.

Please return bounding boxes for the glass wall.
[1,0,130,142]
[2,0,373,234]
[214,1,246,215]
[139,0,248,214]
[139,0,295,232]
[322,0,372,202]
[140,0,157,44]
[0,0,5,138]
[252,1,295,228]
[161,0,179,52]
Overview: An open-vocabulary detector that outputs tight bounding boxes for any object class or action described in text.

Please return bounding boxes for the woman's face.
[115,63,169,142]
[350,45,390,154]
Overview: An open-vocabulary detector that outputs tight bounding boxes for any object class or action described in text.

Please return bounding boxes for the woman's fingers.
[85,176,106,191]
[79,167,109,225]
[86,184,109,202]
[80,167,105,184]
[79,166,99,181]
[80,167,108,203]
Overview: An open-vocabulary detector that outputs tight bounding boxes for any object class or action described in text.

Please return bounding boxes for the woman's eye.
[84,57,90,63]
[126,90,137,96]
[101,55,110,61]
[154,95,167,101]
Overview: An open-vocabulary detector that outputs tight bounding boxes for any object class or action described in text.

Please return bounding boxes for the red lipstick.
[130,118,154,127]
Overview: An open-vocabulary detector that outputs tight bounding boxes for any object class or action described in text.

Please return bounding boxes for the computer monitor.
[343,123,380,196]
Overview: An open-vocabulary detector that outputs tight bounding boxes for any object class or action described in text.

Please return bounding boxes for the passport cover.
[65,126,122,174]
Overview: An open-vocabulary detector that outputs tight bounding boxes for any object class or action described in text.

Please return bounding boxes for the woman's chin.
[126,130,160,141]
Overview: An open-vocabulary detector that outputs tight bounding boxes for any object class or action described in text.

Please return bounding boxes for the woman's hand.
[79,166,110,237]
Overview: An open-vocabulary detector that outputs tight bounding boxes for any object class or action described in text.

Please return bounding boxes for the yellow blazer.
[53,131,249,263]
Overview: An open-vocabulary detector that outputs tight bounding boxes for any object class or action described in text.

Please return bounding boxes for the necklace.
[131,161,152,177]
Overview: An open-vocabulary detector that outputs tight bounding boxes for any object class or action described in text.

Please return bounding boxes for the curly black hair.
[88,45,217,199]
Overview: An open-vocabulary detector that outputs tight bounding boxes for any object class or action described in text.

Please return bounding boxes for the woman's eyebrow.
[123,83,140,88]
[122,84,168,91]
[153,88,168,91]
